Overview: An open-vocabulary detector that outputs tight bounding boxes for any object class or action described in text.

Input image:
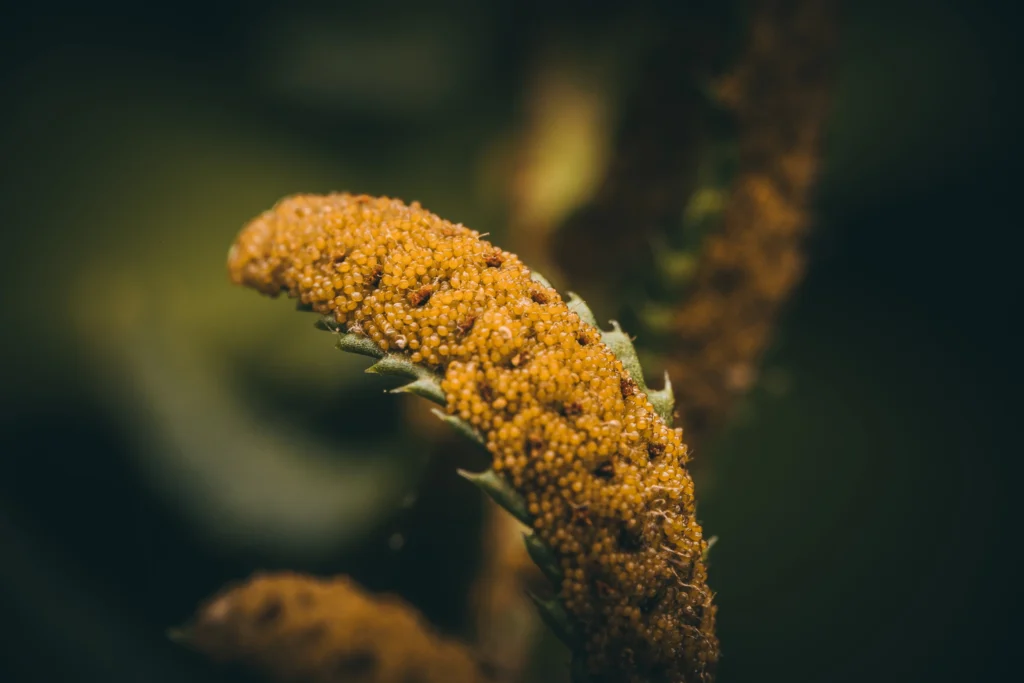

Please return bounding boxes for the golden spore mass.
[228,193,718,683]
[186,572,488,683]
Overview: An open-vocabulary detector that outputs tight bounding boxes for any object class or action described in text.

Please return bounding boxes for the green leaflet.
[366,356,447,405]
[599,320,676,426]
[434,409,485,445]
[457,468,530,526]
[523,531,564,586]
[527,590,579,648]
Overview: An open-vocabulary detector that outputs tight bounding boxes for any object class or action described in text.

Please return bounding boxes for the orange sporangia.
[182,572,490,683]
[664,0,837,442]
[228,193,717,682]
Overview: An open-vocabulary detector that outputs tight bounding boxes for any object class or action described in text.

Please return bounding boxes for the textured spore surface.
[185,572,488,683]
[228,193,718,682]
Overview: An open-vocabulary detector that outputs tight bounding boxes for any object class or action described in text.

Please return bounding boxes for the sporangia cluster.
[186,572,489,683]
[228,193,718,682]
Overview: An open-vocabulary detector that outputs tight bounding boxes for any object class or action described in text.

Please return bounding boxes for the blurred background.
[0,0,1019,682]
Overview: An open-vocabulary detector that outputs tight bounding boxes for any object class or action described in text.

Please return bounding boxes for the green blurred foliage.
[3,59,430,555]
[0,1,1018,682]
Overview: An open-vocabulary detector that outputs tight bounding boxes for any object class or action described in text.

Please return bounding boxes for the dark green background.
[1,1,1018,682]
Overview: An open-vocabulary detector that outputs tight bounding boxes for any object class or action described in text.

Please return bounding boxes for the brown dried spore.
[228,193,718,682]
[186,572,487,683]
[666,0,838,442]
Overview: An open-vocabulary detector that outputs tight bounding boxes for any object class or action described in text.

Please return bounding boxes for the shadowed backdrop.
[0,1,1018,682]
